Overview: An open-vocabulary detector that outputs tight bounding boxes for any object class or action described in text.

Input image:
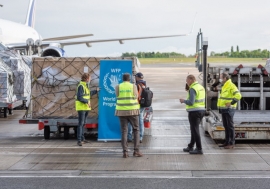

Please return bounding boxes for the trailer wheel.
[64,127,70,140]
[44,126,50,140]
[3,108,7,118]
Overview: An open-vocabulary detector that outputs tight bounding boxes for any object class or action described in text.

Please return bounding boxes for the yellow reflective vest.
[186,82,206,112]
[75,81,91,111]
[116,82,139,110]
[217,79,242,110]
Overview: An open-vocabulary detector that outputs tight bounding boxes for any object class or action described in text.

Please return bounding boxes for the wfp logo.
[103,69,121,94]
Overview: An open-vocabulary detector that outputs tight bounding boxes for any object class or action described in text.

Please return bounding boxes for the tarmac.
[1,63,270,173]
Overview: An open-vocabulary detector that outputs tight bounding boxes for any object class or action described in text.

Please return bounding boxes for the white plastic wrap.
[0,49,32,100]
[0,59,13,103]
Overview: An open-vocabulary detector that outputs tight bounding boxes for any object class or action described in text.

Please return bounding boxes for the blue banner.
[98,60,133,141]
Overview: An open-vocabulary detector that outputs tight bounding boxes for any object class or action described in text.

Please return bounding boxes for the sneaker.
[133,151,143,157]
[183,146,193,152]
[189,148,203,154]
[77,141,82,146]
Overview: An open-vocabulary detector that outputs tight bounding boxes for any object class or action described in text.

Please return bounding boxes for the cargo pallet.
[19,107,153,140]
[0,100,23,118]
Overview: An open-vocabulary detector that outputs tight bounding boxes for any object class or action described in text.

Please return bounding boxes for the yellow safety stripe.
[117,97,137,100]
[116,103,139,106]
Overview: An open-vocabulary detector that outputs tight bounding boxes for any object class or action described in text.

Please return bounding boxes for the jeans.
[188,110,205,150]
[222,109,235,145]
[119,115,140,152]
[128,107,145,141]
[77,110,89,142]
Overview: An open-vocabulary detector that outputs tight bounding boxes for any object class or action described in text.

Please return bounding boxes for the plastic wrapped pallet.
[0,49,32,100]
[30,57,140,119]
[0,59,14,103]
[10,58,31,99]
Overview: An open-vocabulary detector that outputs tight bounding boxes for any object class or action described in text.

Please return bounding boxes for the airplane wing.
[42,34,94,41]
[48,14,196,48]
[59,33,192,47]
[7,13,197,49]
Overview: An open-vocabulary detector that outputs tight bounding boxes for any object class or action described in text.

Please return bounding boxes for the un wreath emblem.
[103,73,121,94]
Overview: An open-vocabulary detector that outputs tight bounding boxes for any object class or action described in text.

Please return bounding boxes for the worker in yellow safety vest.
[115,73,143,158]
[217,72,242,149]
[180,75,205,154]
[75,73,97,146]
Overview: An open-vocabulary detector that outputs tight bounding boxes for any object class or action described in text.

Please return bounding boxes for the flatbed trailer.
[19,117,98,140]
[19,107,153,140]
[18,57,153,140]
[0,100,23,118]
[196,29,270,140]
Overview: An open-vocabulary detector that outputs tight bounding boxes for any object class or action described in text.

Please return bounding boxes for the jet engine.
[41,46,65,57]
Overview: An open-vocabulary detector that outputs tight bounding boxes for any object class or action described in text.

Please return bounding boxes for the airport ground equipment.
[19,57,152,139]
[0,100,23,118]
[196,29,270,140]
[0,47,32,115]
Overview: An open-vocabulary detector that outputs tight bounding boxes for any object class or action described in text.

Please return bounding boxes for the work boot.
[77,141,82,146]
[123,151,129,158]
[133,151,143,157]
[183,146,193,152]
[82,140,90,144]
[224,145,234,149]
[189,148,203,154]
[218,143,228,147]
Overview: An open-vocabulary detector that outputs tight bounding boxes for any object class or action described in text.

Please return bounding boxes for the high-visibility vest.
[186,82,206,112]
[217,79,242,109]
[75,81,91,111]
[116,82,139,110]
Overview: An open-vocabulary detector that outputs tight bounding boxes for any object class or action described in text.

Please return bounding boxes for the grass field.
[138,57,267,64]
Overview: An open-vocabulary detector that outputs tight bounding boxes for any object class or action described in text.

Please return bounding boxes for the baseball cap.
[135,72,144,79]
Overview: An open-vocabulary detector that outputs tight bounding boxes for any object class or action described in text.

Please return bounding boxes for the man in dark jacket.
[127,72,147,143]
[75,73,97,146]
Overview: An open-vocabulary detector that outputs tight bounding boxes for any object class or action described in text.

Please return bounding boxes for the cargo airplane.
[0,0,196,57]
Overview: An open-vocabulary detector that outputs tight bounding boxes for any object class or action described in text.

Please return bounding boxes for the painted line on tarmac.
[152,109,187,111]
[0,146,269,149]
[0,175,270,178]
[0,152,268,155]
[150,135,190,137]
[153,117,188,120]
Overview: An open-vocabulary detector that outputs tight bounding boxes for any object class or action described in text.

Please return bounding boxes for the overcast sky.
[0,0,270,57]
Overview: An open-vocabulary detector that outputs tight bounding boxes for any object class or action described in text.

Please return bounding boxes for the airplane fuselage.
[0,19,41,45]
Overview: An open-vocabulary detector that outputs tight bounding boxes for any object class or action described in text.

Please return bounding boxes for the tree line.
[122,46,270,58]
[122,52,186,58]
[211,46,270,58]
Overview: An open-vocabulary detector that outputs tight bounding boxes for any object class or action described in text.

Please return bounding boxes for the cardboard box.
[31,57,139,119]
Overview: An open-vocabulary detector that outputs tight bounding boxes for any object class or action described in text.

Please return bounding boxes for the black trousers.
[222,110,235,145]
[188,111,205,150]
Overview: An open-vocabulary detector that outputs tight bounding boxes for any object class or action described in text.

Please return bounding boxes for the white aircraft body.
[0,0,196,57]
